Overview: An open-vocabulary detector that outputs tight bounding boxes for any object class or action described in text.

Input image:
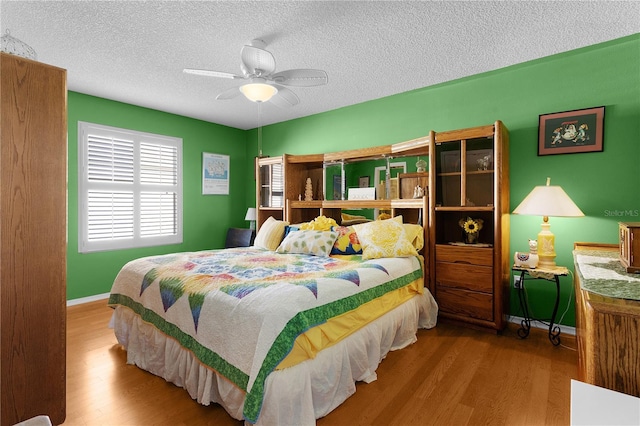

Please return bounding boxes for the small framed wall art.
[202,152,230,195]
[538,106,605,156]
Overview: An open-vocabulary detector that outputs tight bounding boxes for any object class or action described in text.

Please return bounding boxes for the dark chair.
[225,228,255,248]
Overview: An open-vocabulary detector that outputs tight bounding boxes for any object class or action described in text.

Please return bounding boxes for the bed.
[108,217,438,425]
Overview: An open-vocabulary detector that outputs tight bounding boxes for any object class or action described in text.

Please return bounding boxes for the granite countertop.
[574,249,640,301]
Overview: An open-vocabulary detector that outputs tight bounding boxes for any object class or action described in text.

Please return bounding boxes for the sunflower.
[459,217,483,234]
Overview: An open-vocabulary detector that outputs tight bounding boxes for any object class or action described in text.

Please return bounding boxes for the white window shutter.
[79,122,183,253]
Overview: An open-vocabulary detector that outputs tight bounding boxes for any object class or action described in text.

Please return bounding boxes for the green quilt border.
[109,263,423,423]
[243,266,422,422]
[108,294,250,390]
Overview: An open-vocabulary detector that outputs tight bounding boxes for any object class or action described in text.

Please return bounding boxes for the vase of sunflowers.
[459,216,483,244]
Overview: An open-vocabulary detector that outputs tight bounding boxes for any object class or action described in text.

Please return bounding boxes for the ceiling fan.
[183,39,328,107]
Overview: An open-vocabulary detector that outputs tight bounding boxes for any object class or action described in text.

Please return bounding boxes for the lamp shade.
[240,81,277,102]
[513,178,584,218]
[244,207,257,221]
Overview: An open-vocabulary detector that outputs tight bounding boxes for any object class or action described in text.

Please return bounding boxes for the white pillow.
[276,229,339,257]
[254,216,289,251]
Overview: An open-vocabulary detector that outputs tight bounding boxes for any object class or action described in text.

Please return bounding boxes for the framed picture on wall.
[359,176,370,188]
[538,106,605,156]
[202,152,230,195]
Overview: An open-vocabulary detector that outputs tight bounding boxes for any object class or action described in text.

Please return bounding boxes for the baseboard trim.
[508,315,576,336]
[67,292,110,307]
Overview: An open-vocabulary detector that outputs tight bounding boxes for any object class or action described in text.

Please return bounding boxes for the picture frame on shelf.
[538,106,605,156]
[359,176,370,188]
[333,174,342,200]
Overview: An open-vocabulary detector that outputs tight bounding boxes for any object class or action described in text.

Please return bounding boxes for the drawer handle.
[453,260,472,264]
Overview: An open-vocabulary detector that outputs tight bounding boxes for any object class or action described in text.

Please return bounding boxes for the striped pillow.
[253,216,289,251]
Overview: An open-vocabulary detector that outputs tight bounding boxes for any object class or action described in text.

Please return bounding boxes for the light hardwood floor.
[64,300,577,425]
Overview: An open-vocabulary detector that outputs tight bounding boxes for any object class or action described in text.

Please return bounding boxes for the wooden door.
[1,52,67,425]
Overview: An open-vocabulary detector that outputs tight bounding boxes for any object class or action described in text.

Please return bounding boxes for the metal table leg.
[516,270,530,339]
[548,276,561,346]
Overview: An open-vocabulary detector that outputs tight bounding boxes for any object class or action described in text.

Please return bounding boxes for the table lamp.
[513,177,584,268]
[245,207,257,230]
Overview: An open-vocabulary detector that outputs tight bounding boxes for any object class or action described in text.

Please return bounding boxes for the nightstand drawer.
[436,286,493,321]
[435,261,493,293]
[436,244,493,266]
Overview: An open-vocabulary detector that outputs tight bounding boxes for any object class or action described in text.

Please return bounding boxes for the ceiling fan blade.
[183,68,243,79]
[215,86,242,100]
[270,69,328,87]
[269,85,299,108]
[241,45,276,77]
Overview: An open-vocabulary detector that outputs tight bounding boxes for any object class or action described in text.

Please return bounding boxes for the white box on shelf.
[348,187,376,200]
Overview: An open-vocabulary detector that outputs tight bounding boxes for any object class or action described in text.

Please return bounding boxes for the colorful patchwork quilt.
[108,247,423,423]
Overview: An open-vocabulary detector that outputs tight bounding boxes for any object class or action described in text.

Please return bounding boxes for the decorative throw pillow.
[353,218,418,260]
[253,216,289,251]
[299,215,338,231]
[330,226,363,255]
[340,212,371,226]
[276,229,339,257]
[283,225,300,238]
[403,223,425,251]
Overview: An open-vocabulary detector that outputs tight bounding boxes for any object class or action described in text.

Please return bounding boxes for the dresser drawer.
[436,286,494,322]
[436,244,493,266]
[435,261,493,293]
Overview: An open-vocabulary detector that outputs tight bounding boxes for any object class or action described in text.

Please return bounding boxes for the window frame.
[78,121,183,253]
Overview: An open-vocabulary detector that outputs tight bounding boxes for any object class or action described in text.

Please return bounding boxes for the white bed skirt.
[110,290,438,425]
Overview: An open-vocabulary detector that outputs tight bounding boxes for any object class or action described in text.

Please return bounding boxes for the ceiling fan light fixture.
[240,82,278,102]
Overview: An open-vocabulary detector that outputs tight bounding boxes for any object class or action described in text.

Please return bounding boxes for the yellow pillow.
[254,216,289,251]
[403,223,424,251]
[299,215,338,231]
[353,218,418,260]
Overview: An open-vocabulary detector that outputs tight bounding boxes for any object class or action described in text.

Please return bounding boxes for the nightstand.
[512,265,569,346]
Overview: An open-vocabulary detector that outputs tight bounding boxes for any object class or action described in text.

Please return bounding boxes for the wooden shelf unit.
[277,134,432,258]
[255,125,511,333]
[428,121,510,332]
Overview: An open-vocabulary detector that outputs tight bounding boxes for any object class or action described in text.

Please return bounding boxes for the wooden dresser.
[574,242,640,397]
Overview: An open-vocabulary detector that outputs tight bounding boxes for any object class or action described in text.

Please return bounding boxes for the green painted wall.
[252,34,640,327]
[67,92,248,300]
[68,35,639,329]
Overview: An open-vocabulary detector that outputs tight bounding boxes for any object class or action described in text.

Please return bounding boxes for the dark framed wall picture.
[359,176,370,188]
[538,106,605,156]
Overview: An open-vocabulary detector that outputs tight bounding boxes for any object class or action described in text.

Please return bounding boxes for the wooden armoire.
[1,52,67,424]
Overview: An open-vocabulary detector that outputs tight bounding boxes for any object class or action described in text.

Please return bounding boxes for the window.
[78,122,183,253]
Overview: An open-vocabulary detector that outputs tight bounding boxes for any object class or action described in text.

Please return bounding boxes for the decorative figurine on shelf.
[413,185,425,199]
[459,216,483,244]
[476,154,492,171]
[416,157,427,173]
[514,239,539,269]
[304,177,313,201]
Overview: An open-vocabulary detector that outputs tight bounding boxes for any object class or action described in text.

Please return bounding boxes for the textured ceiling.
[2,1,639,130]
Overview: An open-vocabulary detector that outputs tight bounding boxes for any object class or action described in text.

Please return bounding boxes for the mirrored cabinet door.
[259,161,284,208]
[256,156,285,228]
